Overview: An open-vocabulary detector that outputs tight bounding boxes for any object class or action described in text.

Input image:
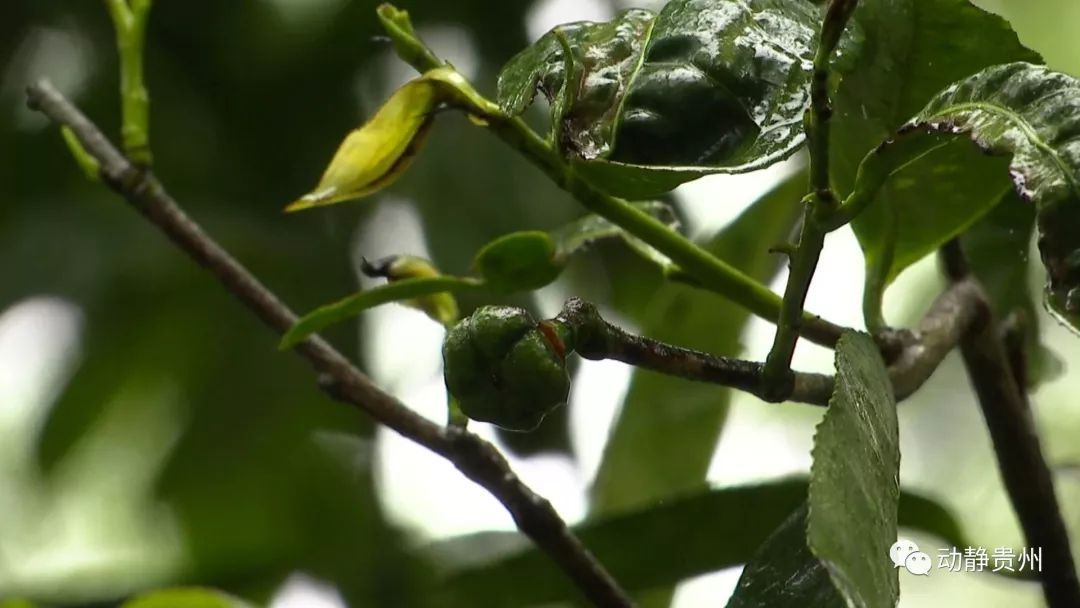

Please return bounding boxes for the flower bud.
[442,306,570,431]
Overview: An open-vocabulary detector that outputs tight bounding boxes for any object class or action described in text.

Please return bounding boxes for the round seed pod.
[442,306,570,431]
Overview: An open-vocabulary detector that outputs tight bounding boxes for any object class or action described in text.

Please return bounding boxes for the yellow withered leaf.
[286,79,438,212]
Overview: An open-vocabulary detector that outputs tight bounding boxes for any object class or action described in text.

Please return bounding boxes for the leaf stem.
[376,3,848,349]
[762,0,859,397]
[105,0,153,166]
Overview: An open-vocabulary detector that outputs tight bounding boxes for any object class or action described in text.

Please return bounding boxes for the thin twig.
[555,287,982,407]
[941,240,1080,608]
[761,0,861,396]
[26,79,634,608]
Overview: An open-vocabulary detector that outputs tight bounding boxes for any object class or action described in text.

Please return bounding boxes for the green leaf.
[120,588,253,608]
[727,505,844,608]
[852,132,1013,304]
[280,275,481,349]
[436,480,972,606]
[829,0,1039,310]
[854,63,1080,331]
[832,0,1041,197]
[590,170,805,515]
[807,332,899,607]
[497,0,852,199]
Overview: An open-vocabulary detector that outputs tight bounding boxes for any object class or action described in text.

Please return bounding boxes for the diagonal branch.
[26,79,634,608]
[941,240,1080,608]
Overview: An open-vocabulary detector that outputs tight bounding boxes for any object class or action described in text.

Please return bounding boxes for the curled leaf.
[287,78,438,211]
[287,67,500,211]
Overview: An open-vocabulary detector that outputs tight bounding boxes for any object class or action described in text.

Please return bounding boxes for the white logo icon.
[890,538,932,575]
[905,551,932,575]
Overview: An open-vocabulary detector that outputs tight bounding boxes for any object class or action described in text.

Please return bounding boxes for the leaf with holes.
[497,0,861,199]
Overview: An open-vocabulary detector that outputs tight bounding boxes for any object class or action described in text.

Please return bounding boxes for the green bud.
[442,306,570,432]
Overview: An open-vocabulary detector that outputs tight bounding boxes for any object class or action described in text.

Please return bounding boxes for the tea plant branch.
[25,79,634,608]
[555,280,980,407]
[941,241,1080,608]
[104,0,153,166]
[762,0,860,398]
[376,4,847,350]
[555,297,835,404]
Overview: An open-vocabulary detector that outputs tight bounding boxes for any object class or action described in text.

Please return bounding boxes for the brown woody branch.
[26,79,633,608]
[941,241,1080,608]
[556,282,982,407]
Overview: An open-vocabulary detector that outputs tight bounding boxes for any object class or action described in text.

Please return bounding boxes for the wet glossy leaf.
[590,170,804,515]
[120,588,253,608]
[436,480,971,606]
[280,276,481,350]
[497,0,856,199]
[808,332,899,607]
[831,0,1040,196]
[853,63,1080,332]
[727,505,844,608]
[830,0,1039,314]
[730,484,993,607]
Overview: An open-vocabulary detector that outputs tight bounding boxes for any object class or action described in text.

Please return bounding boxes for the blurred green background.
[2,0,1079,606]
